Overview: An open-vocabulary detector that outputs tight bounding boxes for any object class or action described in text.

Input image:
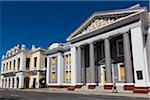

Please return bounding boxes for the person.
[112,83,117,93]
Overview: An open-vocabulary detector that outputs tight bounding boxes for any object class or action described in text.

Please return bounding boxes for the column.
[0,78,2,88]
[3,78,6,88]
[10,77,12,88]
[46,57,50,84]
[81,46,86,84]
[71,46,77,85]
[146,28,150,82]
[104,38,112,83]
[77,47,82,83]
[57,53,64,85]
[20,53,26,71]
[19,73,24,88]
[123,33,133,83]
[1,63,3,73]
[68,54,70,82]
[89,43,95,83]
[36,71,40,88]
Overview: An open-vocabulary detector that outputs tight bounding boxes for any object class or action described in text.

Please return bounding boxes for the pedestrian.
[112,83,117,93]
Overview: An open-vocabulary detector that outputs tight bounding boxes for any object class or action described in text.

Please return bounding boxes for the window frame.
[117,63,125,81]
[116,39,124,57]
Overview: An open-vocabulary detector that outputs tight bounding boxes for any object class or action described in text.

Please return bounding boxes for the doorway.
[16,77,19,88]
[100,65,106,85]
[24,77,30,89]
[33,78,36,88]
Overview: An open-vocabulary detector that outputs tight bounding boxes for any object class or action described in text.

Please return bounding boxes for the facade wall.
[0,45,47,89]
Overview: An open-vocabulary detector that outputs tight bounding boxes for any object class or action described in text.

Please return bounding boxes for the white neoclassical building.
[46,43,72,88]
[46,4,150,93]
[0,44,47,89]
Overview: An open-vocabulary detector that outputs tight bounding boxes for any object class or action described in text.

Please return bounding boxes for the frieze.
[79,18,115,36]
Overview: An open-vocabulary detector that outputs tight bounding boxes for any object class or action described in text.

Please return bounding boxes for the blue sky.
[0,1,149,65]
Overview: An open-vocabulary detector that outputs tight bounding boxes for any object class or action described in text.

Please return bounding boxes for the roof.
[67,4,148,42]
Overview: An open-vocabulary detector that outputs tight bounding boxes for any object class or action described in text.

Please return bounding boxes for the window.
[10,61,12,70]
[13,60,16,70]
[26,58,30,70]
[45,57,47,68]
[69,54,71,64]
[51,72,56,81]
[34,57,37,68]
[6,63,8,71]
[65,71,69,82]
[118,63,125,81]
[136,70,143,80]
[65,55,68,64]
[18,58,20,70]
[51,57,56,66]
[116,39,124,56]
[69,71,71,81]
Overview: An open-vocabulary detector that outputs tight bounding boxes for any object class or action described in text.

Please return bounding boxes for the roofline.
[66,6,147,41]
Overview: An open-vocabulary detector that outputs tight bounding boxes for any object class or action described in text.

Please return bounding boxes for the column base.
[124,84,134,90]
[87,83,97,89]
[104,83,113,90]
[67,83,83,90]
[48,85,70,88]
[133,87,149,94]
[75,85,83,89]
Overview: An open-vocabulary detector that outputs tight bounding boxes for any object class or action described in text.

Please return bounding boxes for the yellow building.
[0,44,47,89]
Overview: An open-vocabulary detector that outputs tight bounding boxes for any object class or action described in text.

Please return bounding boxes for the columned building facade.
[0,45,47,89]
[67,5,150,93]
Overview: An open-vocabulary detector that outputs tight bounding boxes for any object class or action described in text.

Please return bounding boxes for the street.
[0,89,149,100]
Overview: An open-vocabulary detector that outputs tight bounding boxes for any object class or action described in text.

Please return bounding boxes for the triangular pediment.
[67,5,147,41]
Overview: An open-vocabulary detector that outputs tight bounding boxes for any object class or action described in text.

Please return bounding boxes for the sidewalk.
[17,88,150,99]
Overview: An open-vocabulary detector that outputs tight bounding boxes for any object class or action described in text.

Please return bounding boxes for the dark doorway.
[12,78,14,88]
[17,77,19,88]
[24,77,30,89]
[8,78,10,88]
[33,78,36,88]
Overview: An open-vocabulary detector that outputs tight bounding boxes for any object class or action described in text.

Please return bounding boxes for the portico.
[67,5,150,93]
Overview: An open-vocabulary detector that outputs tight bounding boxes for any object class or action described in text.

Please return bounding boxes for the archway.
[24,77,30,89]
[16,77,19,88]
[8,78,10,88]
[12,78,14,88]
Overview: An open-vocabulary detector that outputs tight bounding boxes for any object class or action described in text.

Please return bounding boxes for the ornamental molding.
[79,18,115,35]
[67,7,147,41]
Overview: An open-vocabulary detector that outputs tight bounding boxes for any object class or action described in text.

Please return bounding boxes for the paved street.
[0,89,149,100]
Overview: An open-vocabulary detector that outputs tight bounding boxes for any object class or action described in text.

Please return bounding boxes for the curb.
[15,89,150,99]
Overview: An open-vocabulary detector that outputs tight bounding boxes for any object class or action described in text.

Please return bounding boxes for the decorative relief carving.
[79,18,115,35]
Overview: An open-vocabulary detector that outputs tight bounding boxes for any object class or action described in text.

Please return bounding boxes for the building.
[0,4,149,94]
[46,4,150,93]
[0,44,47,89]
[46,43,72,87]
